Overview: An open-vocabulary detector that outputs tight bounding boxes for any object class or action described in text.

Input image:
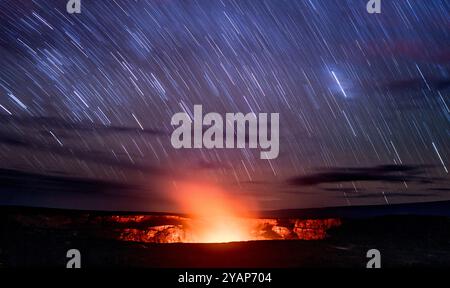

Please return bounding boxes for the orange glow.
[173,182,255,243]
[112,216,342,243]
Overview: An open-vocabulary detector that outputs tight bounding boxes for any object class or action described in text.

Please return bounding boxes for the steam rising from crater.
[171,182,257,243]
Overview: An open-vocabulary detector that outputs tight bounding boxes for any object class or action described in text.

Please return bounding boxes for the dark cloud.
[339,192,437,199]
[0,133,169,174]
[0,168,137,196]
[0,168,172,210]
[288,164,440,186]
[427,188,450,192]
[323,187,366,193]
[378,78,450,93]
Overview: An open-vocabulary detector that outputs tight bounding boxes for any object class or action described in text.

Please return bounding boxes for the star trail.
[0,0,448,211]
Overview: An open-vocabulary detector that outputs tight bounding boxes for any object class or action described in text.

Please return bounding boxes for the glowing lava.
[174,182,255,243]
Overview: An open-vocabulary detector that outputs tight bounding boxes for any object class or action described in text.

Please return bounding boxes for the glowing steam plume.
[172,182,255,243]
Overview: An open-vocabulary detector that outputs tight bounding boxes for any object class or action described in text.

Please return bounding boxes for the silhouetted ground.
[1,202,450,268]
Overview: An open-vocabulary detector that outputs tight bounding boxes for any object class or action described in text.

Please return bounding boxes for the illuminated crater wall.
[10,212,341,244]
[110,216,342,243]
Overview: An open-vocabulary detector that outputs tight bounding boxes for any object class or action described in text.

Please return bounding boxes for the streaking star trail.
[0,0,448,211]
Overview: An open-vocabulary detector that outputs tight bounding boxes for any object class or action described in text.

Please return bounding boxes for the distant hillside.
[261,200,450,219]
[2,199,450,219]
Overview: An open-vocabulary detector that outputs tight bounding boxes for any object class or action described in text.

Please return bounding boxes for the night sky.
[0,0,449,212]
